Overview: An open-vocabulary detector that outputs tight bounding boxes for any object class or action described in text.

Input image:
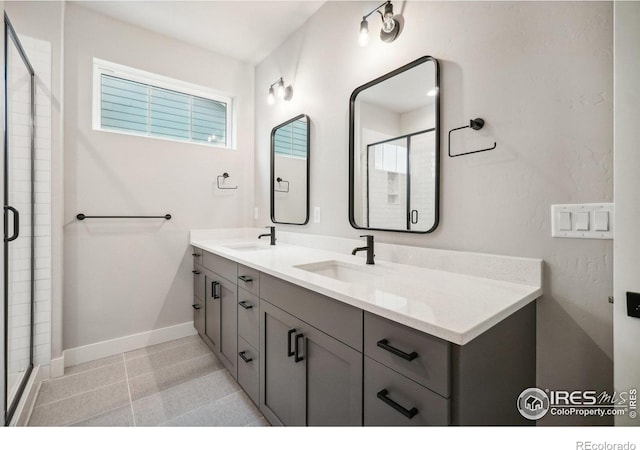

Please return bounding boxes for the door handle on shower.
[4,206,19,242]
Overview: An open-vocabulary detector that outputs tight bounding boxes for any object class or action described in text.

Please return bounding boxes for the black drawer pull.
[239,351,253,363]
[294,333,304,363]
[287,328,296,357]
[239,301,253,310]
[377,339,418,361]
[192,304,201,310]
[377,389,419,419]
[192,270,201,275]
[238,275,253,283]
[211,281,221,299]
[192,253,201,257]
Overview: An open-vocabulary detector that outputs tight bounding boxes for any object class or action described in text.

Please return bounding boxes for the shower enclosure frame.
[3,13,35,426]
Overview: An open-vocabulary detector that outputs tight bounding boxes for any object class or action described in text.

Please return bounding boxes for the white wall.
[255,1,613,425]
[613,1,640,427]
[63,4,254,350]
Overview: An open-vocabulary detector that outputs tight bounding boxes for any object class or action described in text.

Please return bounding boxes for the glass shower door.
[4,14,34,425]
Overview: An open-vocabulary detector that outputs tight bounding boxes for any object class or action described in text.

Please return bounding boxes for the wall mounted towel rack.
[448,118,497,158]
[275,177,290,193]
[76,213,171,220]
[217,172,238,190]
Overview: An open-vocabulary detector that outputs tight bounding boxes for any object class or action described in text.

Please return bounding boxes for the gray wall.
[613,1,640,426]
[63,4,255,350]
[254,1,613,425]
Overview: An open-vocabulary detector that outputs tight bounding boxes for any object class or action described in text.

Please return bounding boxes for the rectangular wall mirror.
[271,114,310,225]
[349,56,440,233]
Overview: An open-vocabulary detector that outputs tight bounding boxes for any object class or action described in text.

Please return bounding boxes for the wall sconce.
[267,77,293,105]
[359,1,401,46]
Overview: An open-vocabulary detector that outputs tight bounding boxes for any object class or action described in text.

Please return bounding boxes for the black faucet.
[352,235,375,265]
[258,226,276,245]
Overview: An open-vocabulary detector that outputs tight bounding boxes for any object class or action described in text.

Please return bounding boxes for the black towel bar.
[76,213,171,220]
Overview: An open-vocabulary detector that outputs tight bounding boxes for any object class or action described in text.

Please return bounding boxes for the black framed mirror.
[349,56,440,233]
[270,114,310,225]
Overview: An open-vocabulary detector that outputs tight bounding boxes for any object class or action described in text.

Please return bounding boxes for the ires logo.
[518,388,638,420]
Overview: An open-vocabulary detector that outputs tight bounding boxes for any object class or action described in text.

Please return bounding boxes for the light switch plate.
[313,207,321,223]
[551,203,614,239]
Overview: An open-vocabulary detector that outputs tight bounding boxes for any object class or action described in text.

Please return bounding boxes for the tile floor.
[28,335,268,427]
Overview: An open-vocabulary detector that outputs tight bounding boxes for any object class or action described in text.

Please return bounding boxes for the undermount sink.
[223,243,271,252]
[294,260,389,284]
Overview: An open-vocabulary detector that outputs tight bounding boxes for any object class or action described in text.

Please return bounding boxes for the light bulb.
[359,19,369,46]
[382,16,395,33]
[267,86,275,105]
[382,2,395,33]
[276,79,285,99]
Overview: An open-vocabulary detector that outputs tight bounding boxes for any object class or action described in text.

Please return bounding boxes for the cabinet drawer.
[260,273,363,351]
[238,337,259,406]
[191,246,203,266]
[202,251,237,283]
[237,264,260,297]
[193,264,204,300]
[238,288,259,348]
[364,312,450,397]
[364,357,449,426]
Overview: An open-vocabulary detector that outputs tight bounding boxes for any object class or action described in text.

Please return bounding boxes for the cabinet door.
[193,296,205,336]
[204,274,221,352]
[205,273,238,378]
[219,276,238,379]
[305,324,363,426]
[259,300,305,426]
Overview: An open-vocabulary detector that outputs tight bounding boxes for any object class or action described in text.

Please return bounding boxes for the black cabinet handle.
[377,339,418,361]
[239,351,253,363]
[192,304,201,310]
[239,301,253,310]
[211,281,221,299]
[192,253,201,257]
[294,333,304,363]
[376,389,419,419]
[238,275,253,283]
[287,328,296,357]
[192,270,201,275]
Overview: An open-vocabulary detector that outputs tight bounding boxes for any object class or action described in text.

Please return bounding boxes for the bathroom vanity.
[190,229,542,426]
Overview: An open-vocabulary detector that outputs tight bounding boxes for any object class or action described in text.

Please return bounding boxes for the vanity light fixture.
[359,1,401,47]
[267,77,293,105]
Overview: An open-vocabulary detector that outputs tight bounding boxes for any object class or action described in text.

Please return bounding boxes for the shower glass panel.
[3,14,34,425]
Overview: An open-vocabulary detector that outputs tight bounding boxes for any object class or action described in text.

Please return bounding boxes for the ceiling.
[74,1,325,64]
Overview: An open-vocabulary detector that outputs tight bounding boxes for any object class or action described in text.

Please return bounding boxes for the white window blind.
[94,59,233,148]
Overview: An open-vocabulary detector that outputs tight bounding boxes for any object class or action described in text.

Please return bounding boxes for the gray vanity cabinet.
[203,270,238,379]
[192,248,205,337]
[259,299,363,426]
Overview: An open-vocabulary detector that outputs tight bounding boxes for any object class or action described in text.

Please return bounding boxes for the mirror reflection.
[350,57,439,233]
[271,114,310,225]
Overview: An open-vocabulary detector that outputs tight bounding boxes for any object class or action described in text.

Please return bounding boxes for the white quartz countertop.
[190,231,542,345]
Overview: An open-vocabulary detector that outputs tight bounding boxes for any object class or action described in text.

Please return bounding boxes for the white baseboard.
[63,322,197,368]
[50,355,65,379]
[11,365,43,426]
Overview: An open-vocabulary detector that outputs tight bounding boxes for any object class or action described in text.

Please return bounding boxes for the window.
[93,59,234,148]
[273,119,307,158]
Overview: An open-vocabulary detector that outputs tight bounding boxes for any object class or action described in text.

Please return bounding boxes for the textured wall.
[613,1,640,426]
[63,4,255,350]
[255,1,613,425]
